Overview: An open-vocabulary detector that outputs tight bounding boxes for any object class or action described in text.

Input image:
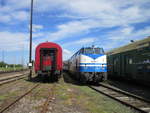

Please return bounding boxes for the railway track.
[89,83,150,113]
[0,69,28,74]
[0,72,29,86]
[41,83,56,113]
[0,84,40,113]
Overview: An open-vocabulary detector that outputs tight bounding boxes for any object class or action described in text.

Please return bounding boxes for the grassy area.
[0,73,138,113]
[0,67,26,72]
[54,73,138,113]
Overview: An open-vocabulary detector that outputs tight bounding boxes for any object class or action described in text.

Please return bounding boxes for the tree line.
[0,61,23,68]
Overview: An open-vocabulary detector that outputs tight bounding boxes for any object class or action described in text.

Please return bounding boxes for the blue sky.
[0,0,150,64]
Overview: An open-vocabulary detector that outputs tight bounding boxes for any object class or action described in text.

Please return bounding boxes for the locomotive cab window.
[83,47,104,54]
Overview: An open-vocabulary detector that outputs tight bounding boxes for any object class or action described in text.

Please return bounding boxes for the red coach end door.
[42,55,52,71]
[40,48,57,72]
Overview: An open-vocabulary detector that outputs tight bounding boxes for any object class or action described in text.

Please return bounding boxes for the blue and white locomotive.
[66,46,107,83]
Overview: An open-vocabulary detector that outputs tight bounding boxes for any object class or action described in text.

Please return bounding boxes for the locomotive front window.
[83,48,104,54]
[94,48,104,54]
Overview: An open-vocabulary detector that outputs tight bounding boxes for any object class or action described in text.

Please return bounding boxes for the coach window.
[114,58,118,65]
[129,58,133,64]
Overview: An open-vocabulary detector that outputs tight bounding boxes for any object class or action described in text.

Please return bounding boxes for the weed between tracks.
[55,73,138,113]
[0,73,138,113]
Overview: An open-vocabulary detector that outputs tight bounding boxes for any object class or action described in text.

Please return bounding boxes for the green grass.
[0,95,7,100]
[74,85,136,113]
[0,67,26,71]
[55,74,138,113]
[0,91,19,101]
[0,73,138,113]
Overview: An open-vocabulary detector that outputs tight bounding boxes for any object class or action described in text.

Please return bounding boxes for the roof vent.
[130,40,134,43]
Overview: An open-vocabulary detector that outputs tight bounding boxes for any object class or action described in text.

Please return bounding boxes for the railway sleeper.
[130,102,149,108]
[101,91,112,94]
[105,91,124,97]
[107,92,120,96]
[115,96,130,101]
[124,98,139,103]
[140,107,150,112]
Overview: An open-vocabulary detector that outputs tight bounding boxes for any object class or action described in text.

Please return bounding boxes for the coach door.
[49,49,57,70]
[40,48,57,71]
[113,57,119,76]
[124,55,133,78]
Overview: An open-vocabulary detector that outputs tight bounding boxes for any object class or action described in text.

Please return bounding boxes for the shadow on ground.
[63,71,83,86]
[63,72,150,100]
[26,71,101,86]
[107,78,150,100]
[63,71,100,86]
[26,74,59,84]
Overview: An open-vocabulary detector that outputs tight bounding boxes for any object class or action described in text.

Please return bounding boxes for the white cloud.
[1,0,150,26]
[49,14,89,19]
[0,14,11,23]
[102,26,150,50]
[61,37,96,60]
[33,32,44,38]
[0,10,29,23]
[1,0,150,61]
[44,0,150,26]
[63,37,96,47]
[130,26,150,39]
[11,11,29,21]
[32,24,44,32]
[3,0,30,11]
[121,26,134,35]
[62,48,72,60]
[0,31,29,51]
[29,0,150,43]
[63,49,72,54]
[34,19,103,43]
[108,26,150,41]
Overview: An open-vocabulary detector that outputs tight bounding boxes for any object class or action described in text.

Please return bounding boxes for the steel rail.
[100,83,150,104]
[0,73,29,86]
[0,69,28,74]
[0,73,28,82]
[0,84,40,113]
[41,84,56,113]
[89,83,150,113]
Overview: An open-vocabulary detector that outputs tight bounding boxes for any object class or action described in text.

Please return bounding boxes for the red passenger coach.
[35,42,62,80]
